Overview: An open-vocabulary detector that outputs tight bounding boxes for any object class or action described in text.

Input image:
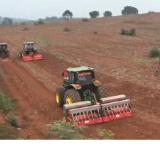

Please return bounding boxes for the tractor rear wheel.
[64,89,81,104]
[55,87,65,107]
[1,52,6,58]
[95,85,110,102]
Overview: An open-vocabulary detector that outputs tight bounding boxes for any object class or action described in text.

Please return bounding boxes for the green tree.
[104,11,112,17]
[122,6,138,15]
[89,11,99,18]
[62,10,73,20]
[2,17,13,25]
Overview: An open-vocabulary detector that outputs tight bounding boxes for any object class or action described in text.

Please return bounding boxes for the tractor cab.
[62,66,95,84]
[0,43,7,51]
[23,42,36,52]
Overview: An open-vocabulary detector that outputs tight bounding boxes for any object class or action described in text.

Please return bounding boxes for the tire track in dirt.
[0,60,63,139]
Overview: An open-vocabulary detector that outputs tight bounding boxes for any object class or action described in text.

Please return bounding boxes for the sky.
[1,0,160,20]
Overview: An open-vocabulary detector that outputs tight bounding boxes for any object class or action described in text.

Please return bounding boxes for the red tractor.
[20,42,43,61]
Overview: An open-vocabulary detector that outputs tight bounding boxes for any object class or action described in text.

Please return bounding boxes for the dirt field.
[0,13,160,139]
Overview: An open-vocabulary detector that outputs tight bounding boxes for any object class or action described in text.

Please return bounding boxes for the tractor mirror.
[61,72,64,76]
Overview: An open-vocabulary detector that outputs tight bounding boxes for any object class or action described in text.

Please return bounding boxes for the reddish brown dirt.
[0,13,160,139]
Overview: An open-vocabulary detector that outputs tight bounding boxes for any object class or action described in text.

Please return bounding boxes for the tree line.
[0,6,139,25]
[63,6,138,19]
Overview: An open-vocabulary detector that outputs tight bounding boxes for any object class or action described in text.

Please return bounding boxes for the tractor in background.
[0,43,11,61]
[20,42,43,61]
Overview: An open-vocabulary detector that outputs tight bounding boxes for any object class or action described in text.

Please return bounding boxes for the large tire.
[95,85,110,102]
[1,52,7,58]
[55,87,65,107]
[64,89,81,104]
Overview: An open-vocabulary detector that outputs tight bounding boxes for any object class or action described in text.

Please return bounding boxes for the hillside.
[0,16,33,24]
[0,13,160,139]
[0,16,82,24]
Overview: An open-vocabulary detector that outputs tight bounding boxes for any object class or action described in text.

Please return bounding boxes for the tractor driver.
[24,44,29,55]
[0,45,5,50]
[3,45,7,50]
[62,71,69,82]
[28,44,33,50]
[24,44,33,55]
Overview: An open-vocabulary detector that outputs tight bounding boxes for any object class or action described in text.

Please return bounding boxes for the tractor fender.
[93,80,101,86]
[70,84,81,90]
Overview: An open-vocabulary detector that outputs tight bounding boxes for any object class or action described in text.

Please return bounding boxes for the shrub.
[129,28,136,35]
[0,90,17,112]
[23,27,29,31]
[47,118,114,140]
[150,48,160,57]
[121,29,127,35]
[121,28,136,36]
[17,137,24,140]
[47,118,87,139]
[148,11,154,13]
[97,127,115,139]
[21,23,26,25]
[5,113,19,127]
[64,27,71,32]
[34,20,44,25]
[82,18,89,22]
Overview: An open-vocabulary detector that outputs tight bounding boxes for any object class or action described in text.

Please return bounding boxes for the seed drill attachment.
[64,95,132,127]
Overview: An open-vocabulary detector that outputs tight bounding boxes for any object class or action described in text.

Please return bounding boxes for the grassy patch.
[5,113,19,127]
[97,127,115,139]
[47,118,115,140]
[47,118,87,140]
[50,49,59,55]
[0,124,17,139]
[17,137,24,140]
[150,48,160,58]
[35,37,51,45]
[131,58,149,65]
[75,26,86,31]
[0,90,17,112]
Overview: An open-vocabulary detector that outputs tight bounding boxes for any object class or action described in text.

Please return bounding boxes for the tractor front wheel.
[95,85,110,102]
[55,87,65,107]
[64,89,81,104]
